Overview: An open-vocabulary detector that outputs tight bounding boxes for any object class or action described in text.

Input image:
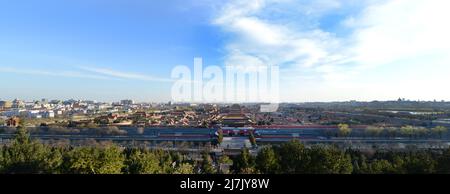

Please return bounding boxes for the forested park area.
[2,126,450,174]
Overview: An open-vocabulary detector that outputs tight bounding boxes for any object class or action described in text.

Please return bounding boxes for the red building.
[221,104,253,127]
[7,117,20,127]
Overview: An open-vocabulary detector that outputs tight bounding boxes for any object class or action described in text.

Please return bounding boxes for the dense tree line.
[3,128,450,174]
[232,141,353,174]
[0,127,195,174]
[324,124,448,139]
[231,141,450,174]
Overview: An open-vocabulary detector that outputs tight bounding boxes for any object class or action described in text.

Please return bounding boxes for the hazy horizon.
[0,97,446,104]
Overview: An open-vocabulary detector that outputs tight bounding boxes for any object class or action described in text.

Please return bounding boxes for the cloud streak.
[78,66,174,82]
[0,67,113,80]
[0,66,175,83]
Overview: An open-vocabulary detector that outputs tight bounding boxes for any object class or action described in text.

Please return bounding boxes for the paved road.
[220,137,252,149]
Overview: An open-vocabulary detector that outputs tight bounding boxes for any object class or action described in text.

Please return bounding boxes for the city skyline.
[1,0,450,102]
[0,97,448,104]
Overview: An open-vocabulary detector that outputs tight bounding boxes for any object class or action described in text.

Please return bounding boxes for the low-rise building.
[43,111,55,118]
[2,109,26,117]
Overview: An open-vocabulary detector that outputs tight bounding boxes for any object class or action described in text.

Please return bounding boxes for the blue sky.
[1,0,449,102]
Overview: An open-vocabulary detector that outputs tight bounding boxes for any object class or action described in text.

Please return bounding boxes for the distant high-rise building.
[0,100,12,110]
[50,100,62,105]
[12,99,25,108]
[121,99,134,105]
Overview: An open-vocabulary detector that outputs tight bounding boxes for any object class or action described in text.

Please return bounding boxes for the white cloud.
[213,0,350,75]
[213,0,450,101]
[350,0,450,69]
